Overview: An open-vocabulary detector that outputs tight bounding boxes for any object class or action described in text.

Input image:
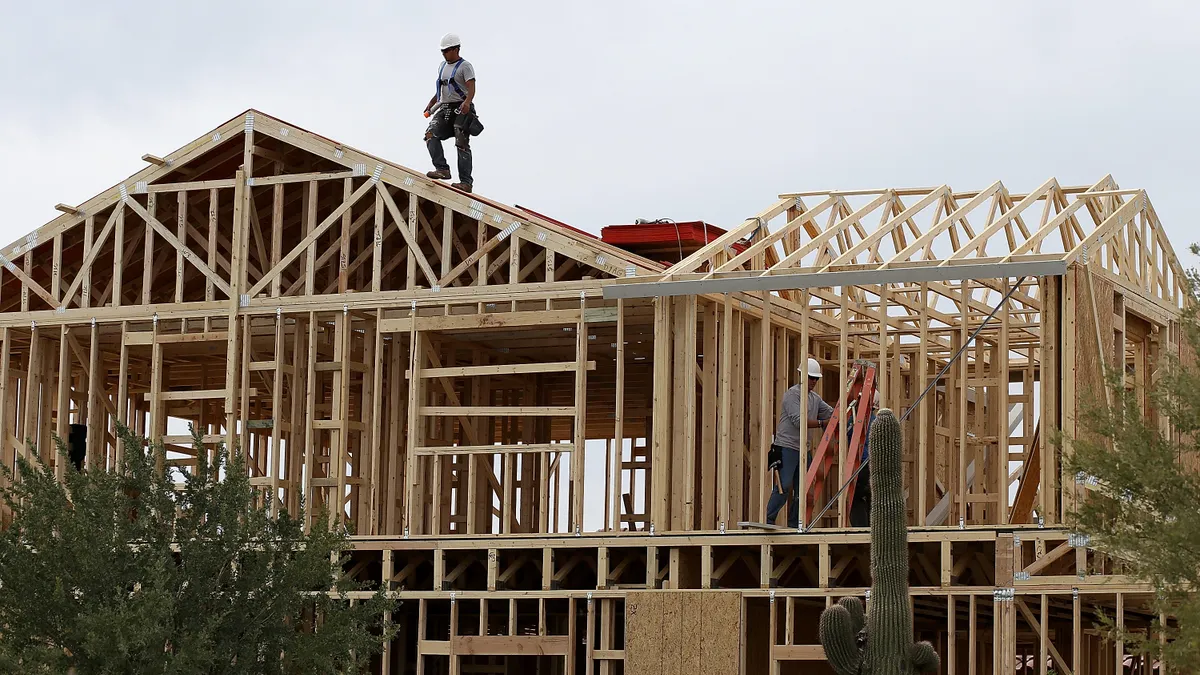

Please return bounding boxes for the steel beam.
[602,260,1068,299]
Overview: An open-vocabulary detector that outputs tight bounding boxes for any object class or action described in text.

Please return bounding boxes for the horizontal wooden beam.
[415,443,575,456]
[420,406,576,417]
[145,388,257,401]
[417,360,596,378]
[125,331,229,345]
[772,645,826,661]
[451,635,570,656]
[380,309,585,333]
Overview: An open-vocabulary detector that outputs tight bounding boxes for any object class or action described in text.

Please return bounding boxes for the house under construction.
[0,109,1189,674]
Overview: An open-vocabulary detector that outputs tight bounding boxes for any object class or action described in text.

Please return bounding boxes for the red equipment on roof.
[600,220,744,264]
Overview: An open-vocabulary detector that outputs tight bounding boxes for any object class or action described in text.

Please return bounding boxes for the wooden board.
[625,591,664,675]
[626,591,741,675]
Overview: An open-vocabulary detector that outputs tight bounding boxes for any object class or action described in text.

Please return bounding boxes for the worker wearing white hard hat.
[765,357,833,528]
[424,32,482,192]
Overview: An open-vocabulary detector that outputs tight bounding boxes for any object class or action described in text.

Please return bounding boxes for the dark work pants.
[425,103,474,185]
[849,462,871,527]
[766,444,810,528]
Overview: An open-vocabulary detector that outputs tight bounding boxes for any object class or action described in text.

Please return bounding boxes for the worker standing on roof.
[766,358,834,528]
[424,32,482,193]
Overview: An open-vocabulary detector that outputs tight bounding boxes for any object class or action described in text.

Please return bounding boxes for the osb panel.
[681,592,703,674]
[662,591,683,675]
[625,591,663,675]
[701,591,741,675]
[627,591,742,675]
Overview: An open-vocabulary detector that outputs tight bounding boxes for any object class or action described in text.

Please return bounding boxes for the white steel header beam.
[602,260,1068,299]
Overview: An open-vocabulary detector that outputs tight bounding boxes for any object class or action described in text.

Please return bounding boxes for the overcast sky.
[2,1,1197,258]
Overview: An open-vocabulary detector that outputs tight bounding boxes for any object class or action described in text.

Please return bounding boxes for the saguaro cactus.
[819,408,940,674]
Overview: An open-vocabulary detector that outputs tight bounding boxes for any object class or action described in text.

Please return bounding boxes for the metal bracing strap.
[802,275,1032,532]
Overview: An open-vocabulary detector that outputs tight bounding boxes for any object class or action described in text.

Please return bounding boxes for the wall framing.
[0,110,1187,674]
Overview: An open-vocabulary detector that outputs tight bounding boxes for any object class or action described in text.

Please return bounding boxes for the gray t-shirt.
[436,58,475,104]
[773,385,833,452]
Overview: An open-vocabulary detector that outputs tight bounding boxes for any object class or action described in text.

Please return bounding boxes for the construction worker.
[424,32,480,193]
[848,390,880,527]
[766,357,833,528]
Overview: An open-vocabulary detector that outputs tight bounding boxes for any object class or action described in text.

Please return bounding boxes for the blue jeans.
[766,444,809,528]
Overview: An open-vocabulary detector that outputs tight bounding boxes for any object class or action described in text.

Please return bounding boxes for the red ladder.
[802,361,878,526]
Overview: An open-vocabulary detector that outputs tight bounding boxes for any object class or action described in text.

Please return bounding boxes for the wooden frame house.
[0,109,1188,674]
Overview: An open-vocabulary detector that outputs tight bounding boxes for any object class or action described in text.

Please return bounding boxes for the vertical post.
[1041,276,1060,524]
[717,294,733,528]
[758,292,773,526]
[651,297,672,531]
[407,194,418,291]
[571,293,588,532]
[878,283,888,402]
[837,288,849,522]
[332,309,351,526]
[1039,593,1048,675]
[917,282,930,524]
[116,322,130,467]
[87,321,102,471]
[998,286,1010,524]
[612,299,626,531]
[81,214,95,309]
[225,169,247,453]
[176,192,189,330]
[303,314,318,530]
[205,188,218,332]
[51,233,62,304]
[1073,589,1082,671]
[54,326,70,480]
[958,280,970,525]
[947,594,956,675]
[271,184,285,297]
[22,326,42,463]
[111,207,125,308]
[1116,592,1124,675]
[678,295,698,529]
[270,311,285,516]
[404,324,424,536]
[304,181,318,296]
[339,178,352,293]
[701,299,717,530]
[368,310,385,534]
[441,207,453,279]
[142,193,156,305]
[968,593,977,675]
[798,290,810,529]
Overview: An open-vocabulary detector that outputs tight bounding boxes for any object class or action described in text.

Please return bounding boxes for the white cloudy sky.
[2,1,1197,255]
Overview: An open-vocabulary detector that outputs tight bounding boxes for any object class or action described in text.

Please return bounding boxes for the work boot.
[451,182,472,193]
[426,169,451,180]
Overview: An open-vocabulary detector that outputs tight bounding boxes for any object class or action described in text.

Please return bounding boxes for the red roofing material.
[600,221,724,246]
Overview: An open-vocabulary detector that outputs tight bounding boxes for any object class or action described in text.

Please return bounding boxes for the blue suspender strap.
[448,59,466,98]
[435,62,447,102]
[435,60,467,105]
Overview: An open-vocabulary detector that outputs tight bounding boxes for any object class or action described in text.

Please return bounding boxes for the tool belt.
[433,103,485,137]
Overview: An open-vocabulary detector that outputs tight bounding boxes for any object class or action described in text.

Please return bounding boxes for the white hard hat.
[801,357,822,379]
[440,33,461,50]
